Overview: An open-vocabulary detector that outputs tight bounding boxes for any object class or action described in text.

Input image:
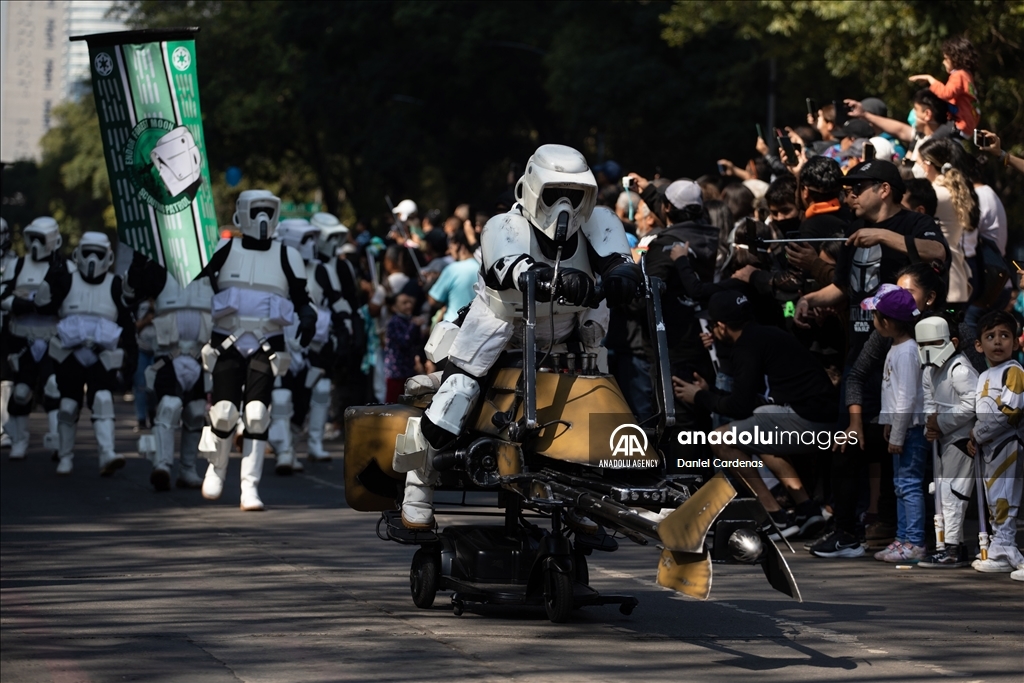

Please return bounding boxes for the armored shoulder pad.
[480,211,533,271]
[580,206,631,258]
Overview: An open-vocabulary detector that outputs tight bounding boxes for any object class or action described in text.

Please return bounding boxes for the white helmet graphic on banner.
[233,190,280,242]
[24,216,62,261]
[514,144,597,243]
[150,126,202,198]
[74,232,114,281]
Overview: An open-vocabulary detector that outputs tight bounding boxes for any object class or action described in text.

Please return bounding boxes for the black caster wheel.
[410,547,440,608]
[452,599,465,617]
[544,568,573,623]
[574,552,589,586]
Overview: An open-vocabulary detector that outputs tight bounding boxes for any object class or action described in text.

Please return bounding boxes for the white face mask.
[912,162,928,179]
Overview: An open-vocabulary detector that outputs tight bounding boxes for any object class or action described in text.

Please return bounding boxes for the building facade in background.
[0,0,124,162]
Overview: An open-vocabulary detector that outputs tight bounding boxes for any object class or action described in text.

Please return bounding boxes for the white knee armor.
[243,401,271,437]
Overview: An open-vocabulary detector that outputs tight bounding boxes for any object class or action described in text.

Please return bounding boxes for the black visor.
[249,205,276,220]
[81,246,107,258]
[541,187,585,209]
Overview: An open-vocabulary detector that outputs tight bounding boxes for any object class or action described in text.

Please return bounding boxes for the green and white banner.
[73,28,218,285]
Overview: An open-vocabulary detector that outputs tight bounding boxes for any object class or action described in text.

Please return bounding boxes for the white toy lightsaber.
[699,318,720,374]
[973,443,989,561]
[932,440,944,551]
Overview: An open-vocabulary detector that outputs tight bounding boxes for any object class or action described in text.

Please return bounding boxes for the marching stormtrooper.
[393,144,642,529]
[124,252,214,490]
[1,217,17,450]
[267,218,347,472]
[195,190,317,511]
[0,217,68,459]
[35,232,136,475]
[312,212,363,434]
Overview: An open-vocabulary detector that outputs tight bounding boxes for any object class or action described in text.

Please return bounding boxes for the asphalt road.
[2,405,1022,683]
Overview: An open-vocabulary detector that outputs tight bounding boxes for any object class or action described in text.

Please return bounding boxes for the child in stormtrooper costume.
[916,316,977,568]
[1,217,68,459]
[35,231,136,476]
[393,144,642,529]
[266,218,347,473]
[124,251,214,491]
[195,190,317,511]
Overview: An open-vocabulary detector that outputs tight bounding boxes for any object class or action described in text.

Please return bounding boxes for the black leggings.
[210,344,277,438]
[55,355,118,415]
[152,356,206,404]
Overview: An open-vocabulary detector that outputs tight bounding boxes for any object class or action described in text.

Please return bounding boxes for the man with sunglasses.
[193,190,318,511]
[34,231,137,476]
[0,217,70,460]
[391,144,642,530]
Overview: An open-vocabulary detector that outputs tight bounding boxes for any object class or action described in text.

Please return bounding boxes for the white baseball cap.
[392,199,418,221]
[665,179,703,209]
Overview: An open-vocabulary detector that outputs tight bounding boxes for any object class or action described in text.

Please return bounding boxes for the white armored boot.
[56,398,78,475]
[199,426,232,499]
[7,415,30,460]
[93,391,124,476]
[306,377,332,461]
[393,417,438,529]
[0,379,11,449]
[269,388,296,475]
[150,396,182,491]
[290,424,304,473]
[176,428,204,488]
[43,375,61,453]
[239,438,266,511]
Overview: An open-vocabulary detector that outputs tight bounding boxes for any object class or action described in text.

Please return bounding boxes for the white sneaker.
[972,557,1015,573]
[56,456,73,475]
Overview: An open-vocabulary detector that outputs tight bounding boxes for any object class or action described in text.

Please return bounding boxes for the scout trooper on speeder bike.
[392,144,643,530]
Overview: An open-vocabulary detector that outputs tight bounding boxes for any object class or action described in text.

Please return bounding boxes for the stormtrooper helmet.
[311,212,349,258]
[149,126,202,197]
[74,232,114,282]
[515,144,597,243]
[24,216,62,261]
[916,315,956,367]
[0,217,10,256]
[233,190,280,241]
[275,218,319,263]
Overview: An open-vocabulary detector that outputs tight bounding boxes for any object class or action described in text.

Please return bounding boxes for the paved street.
[2,405,1022,683]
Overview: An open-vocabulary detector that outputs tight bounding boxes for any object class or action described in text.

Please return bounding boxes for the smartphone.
[776,128,798,167]
[756,123,764,141]
[716,162,726,175]
[863,142,876,161]
[832,99,848,128]
[806,98,818,118]
[973,130,994,148]
[622,176,632,190]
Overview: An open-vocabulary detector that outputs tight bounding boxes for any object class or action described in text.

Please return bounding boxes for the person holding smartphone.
[976,130,1024,174]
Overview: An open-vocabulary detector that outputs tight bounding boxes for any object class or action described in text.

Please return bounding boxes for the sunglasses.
[845,180,880,197]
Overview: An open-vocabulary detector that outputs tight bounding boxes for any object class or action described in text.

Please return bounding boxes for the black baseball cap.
[843,159,906,194]
[840,118,874,140]
[707,291,753,326]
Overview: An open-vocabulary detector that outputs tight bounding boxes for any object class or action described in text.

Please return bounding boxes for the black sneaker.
[810,529,865,558]
[919,544,970,569]
[793,500,826,538]
[803,517,835,549]
[765,510,799,540]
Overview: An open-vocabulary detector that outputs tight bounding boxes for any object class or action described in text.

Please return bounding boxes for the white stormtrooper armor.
[39,232,126,476]
[142,269,214,489]
[199,189,315,510]
[2,217,65,459]
[394,145,637,530]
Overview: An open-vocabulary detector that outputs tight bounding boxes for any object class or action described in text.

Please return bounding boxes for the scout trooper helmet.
[515,144,597,243]
[74,231,114,282]
[916,315,956,368]
[24,216,62,261]
[233,190,280,242]
[275,218,319,264]
[311,212,349,258]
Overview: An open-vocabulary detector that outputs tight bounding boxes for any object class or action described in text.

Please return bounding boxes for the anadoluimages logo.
[609,424,648,457]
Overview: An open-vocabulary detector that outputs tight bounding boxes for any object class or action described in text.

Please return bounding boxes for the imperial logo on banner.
[71,27,218,286]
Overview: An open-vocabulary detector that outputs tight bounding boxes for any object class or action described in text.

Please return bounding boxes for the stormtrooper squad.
[194,190,318,511]
[34,231,137,476]
[391,144,643,530]
[266,218,349,474]
[1,217,72,460]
